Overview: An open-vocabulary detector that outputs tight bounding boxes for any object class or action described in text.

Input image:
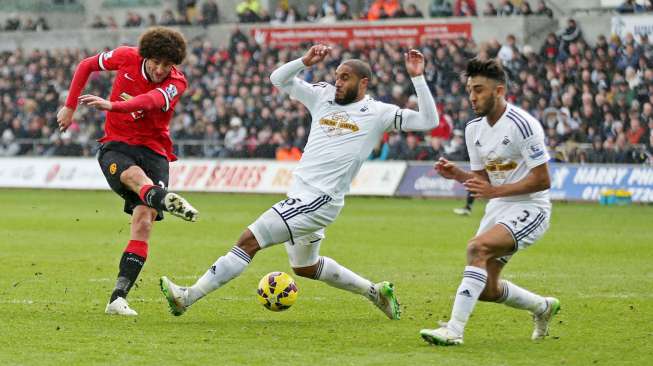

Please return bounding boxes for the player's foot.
[105,297,138,316]
[371,281,401,320]
[420,326,464,346]
[164,192,198,222]
[453,207,471,216]
[532,297,561,340]
[160,276,190,316]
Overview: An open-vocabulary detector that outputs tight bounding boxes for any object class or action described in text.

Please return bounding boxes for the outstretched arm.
[269,44,332,111]
[77,89,167,113]
[57,54,103,131]
[392,50,439,131]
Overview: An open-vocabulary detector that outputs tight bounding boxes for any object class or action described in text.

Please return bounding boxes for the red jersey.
[66,46,186,161]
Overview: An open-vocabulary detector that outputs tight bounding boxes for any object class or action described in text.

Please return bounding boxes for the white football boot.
[453,207,472,216]
[160,276,190,316]
[532,297,561,340]
[370,281,401,320]
[164,193,199,222]
[105,297,138,316]
[420,325,464,346]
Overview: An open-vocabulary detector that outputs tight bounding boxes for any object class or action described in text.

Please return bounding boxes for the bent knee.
[466,238,493,261]
[292,264,318,279]
[237,229,261,258]
[478,286,502,302]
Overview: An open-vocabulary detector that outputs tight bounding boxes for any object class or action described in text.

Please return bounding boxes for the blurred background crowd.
[1,0,652,164]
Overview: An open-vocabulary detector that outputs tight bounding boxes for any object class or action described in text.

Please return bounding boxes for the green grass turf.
[0,189,651,365]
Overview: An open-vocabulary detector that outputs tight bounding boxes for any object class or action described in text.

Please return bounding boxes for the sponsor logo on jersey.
[109,163,117,175]
[319,111,360,137]
[119,92,145,120]
[165,84,178,99]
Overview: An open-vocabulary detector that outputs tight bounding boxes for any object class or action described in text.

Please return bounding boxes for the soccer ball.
[256,271,298,312]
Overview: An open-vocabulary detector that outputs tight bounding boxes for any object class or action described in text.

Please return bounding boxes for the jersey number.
[517,210,530,222]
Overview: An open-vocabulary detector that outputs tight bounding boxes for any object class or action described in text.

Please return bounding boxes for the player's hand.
[463,177,497,199]
[79,94,113,111]
[302,44,331,67]
[56,106,74,132]
[404,49,425,77]
[434,157,459,180]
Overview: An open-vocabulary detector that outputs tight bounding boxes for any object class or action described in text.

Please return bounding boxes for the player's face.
[145,58,174,83]
[334,65,367,105]
[466,76,502,117]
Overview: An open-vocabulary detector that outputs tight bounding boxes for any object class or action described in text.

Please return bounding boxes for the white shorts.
[248,183,343,267]
[477,200,551,264]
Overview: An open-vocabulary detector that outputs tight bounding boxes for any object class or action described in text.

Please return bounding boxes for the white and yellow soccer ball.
[256,271,298,312]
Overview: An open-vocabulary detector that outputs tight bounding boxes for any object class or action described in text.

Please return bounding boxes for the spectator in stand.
[221,116,247,158]
[124,12,143,27]
[517,1,533,15]
[106,16,119,29]
[4,14,21,31]
[276,140,302,161]
[482,2,498,16]
[160,9,177,25]
[305,4,321,22]
[540,32,559,61]
[201,0,220,25]
[237,0,261,23]
[147,13,158,27]
[395,3,424,18]
[454,0,477,16]
[557,18,583,54]
[497,0,514,16]
[535,0,553,17]
[336,1,353,20]
[617,0,646,13]
[369,138,390,160]
[430,0,454,17]
[367,0,401,20]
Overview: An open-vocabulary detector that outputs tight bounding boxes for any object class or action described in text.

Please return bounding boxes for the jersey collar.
[141,59,152,83]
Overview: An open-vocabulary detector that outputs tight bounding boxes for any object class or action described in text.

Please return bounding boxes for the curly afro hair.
[138,27,186,65]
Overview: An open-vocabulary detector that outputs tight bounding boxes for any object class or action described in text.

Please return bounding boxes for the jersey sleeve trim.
[156,87,170,112]
[98,52,107,71]
[393,109,403,130]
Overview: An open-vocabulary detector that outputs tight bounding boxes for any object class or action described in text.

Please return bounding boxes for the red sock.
[138,184,154,204]
[124,240,148,259]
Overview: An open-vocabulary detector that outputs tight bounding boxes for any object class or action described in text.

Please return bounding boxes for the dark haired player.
[57,27,198,316]
[421,58,559,345]
[160,44,439,320]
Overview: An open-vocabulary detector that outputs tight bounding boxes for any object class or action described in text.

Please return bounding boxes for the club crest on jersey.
[529,142,544,159]
[319,111,359,137]
[475,140,481,147]
[502,136,510,145]
[165,84,178,99]
[360,105,369,112]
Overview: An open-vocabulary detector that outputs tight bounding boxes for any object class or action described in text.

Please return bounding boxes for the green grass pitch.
[0,189,651,365]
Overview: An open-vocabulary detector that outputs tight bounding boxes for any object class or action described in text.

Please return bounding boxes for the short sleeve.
[519,122,550,169]
[97,46,134,71]
[465,125,484,170]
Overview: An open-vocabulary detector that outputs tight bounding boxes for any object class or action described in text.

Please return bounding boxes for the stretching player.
[160,44,439,320]
[57,27,198,316]
[420,58,559,345]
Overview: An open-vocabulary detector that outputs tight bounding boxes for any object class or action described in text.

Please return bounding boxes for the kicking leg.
[121,166,198,222]
[287,233,400,320]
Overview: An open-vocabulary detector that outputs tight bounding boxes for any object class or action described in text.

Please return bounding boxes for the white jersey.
[271,58,439,201]
[465,103,550,207]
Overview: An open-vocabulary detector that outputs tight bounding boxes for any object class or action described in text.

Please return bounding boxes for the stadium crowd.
[1,18,652,164]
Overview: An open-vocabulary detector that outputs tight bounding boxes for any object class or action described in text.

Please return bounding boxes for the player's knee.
[236,229,261,258]
[292,264,318,279]
[466,238,492,263]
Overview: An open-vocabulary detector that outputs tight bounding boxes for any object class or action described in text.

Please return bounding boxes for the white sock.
[448,266,488,335]
[187,246,251,304]
[497,280,547,314]
[315,257,375,300]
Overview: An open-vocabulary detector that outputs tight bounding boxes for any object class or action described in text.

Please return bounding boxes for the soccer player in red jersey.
[56,27,199,316]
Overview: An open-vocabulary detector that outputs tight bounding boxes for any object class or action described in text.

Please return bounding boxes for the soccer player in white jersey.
[159,44,439,320]
[420,58,560,346]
